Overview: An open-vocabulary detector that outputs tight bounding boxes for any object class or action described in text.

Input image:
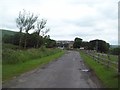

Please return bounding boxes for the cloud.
[0,0,119,45]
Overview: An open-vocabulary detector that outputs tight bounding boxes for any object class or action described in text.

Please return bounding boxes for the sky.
[0,0,119,45]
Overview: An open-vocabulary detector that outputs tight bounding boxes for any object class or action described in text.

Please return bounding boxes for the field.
[79,50,118,88]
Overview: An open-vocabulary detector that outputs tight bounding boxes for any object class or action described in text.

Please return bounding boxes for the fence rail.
[82,50,118,72]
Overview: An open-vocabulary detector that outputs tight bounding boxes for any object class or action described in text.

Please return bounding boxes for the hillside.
[1,29,18,37]
[110,45,118,48]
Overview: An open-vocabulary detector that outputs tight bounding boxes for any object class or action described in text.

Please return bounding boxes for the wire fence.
[82,50,118,72]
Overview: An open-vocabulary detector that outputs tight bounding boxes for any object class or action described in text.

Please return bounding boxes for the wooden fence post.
[93,54,94,60]
[107,54,110,68]
[93,50,94,60]
[97,53,99,63]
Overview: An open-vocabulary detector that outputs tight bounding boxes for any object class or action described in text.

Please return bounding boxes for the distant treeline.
[73,37,120,55]
[73,37,110,53]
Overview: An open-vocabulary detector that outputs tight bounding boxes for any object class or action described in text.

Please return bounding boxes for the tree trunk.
[19,28,22,49]
[24,32,28,49]
[19,36,22,49]
[36,30,41,48]
[24,39,27,49]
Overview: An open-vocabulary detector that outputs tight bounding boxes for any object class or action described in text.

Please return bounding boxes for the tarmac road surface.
[3,51,102,88]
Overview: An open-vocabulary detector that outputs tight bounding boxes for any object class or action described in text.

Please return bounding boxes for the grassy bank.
[2,44,62,64]
[2,44,65,81]
[79,50,118,88]
[94,52,118,62]
[3,51,64,82]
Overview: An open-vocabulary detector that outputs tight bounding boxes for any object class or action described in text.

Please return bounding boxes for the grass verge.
[79,50,118,88]
[2,45,62,64]
[3,51,64,82]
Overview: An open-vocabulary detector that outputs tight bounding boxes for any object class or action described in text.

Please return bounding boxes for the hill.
[110,45,118,48]
[1,29,18,37]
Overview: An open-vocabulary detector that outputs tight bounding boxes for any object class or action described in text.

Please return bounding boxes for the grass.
[2,44,62,64]
[109,55,118,62]
[100,54,118,62]
[3,51,64,82]
[91,51,118,62]
[2,43,19,50]
[2,44,65,82]
[79,50,118,88]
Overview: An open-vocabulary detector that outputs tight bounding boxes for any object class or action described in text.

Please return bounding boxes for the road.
[3,51,102,88]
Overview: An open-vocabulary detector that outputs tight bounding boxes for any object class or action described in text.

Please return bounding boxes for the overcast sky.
[0,0,119,45]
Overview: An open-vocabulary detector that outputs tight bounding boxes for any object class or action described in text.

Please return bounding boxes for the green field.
[79,50,118,88]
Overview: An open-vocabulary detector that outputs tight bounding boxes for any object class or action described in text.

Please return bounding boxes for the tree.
[16,10,26,48]
[81,41,89,49]
[41,28,50,37]
[89,39,110,53]
[3,34,14,44]
[35,19,48,48]
[16,10,38,48]
[14,10,53,49]
[26,33,37,48]
[23,11,38,48]
[13,33,21,45]
[110,47,120,55]
[36,19,47,35]
[73,37,82,48]
[44,39,56,48]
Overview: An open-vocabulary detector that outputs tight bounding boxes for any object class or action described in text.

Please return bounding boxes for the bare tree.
[24,12,38,33]
[23,11,38,48]
[41,28,50,37]
[36,19,47,48]
[16,10,26,48]
[36,19,47,35]
[16,10,50,48]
